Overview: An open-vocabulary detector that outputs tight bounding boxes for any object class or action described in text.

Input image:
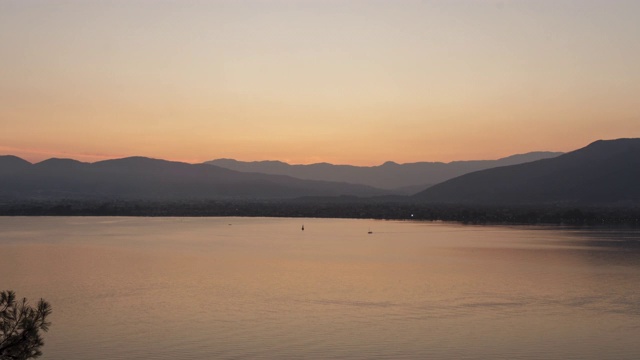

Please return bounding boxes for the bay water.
[1,217,639,359]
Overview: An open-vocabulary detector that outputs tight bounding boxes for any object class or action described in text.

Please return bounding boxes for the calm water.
[1,217,640,360]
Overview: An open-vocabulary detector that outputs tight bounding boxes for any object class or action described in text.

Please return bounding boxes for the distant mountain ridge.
[1,140,637,207]
[0,156,389,200]
[206,151,563,192]
[414,138,640,206]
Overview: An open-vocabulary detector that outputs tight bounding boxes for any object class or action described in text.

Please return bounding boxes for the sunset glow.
[2,0,639,165]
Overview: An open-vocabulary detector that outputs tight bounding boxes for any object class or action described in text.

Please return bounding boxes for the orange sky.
[1,0,639,165]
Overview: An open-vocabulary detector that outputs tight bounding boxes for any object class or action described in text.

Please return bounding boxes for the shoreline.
[1,199,639,226]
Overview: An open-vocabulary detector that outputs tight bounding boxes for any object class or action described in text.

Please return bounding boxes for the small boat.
[368,228,373,234]
[302,224,305,231]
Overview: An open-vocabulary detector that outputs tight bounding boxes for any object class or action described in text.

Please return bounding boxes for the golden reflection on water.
[1,217,640,359]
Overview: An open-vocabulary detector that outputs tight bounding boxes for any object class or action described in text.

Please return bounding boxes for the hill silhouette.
[206,151,562,193]
[0,156,389,200]
[0,155,31,175]
[414,138,640,205]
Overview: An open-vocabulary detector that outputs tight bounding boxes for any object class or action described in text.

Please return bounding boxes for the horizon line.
[1,150,567,167]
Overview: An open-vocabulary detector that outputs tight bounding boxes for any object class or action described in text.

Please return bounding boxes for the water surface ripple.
[1,217,639,359]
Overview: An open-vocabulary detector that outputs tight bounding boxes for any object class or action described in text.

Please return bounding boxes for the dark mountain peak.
[203,158,239,167]
[381,161,399,167]
[0,155,32,174]
[308,162,337,168]
[35,158,86,169]
[36,157,83,164]
[260,160,288,165]
[95,156,180,166]
[0,155,31,166]
[576,138,640,155]
[414,138,640,205]
[588,137,640,147]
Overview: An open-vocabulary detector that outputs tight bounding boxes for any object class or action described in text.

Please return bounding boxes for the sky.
[1,0,639,165]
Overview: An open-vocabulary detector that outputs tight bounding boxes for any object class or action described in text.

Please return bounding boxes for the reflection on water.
[1,217,640,359]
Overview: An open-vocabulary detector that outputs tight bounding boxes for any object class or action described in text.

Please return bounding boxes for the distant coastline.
[1,199,639,226]
[2,139,640,224]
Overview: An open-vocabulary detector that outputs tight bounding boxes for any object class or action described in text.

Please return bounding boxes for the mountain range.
[0,156,388,200]
[206,151,562,193]
[414,138,640,206]
[1,139,638,206]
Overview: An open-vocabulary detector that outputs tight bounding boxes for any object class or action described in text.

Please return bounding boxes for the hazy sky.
[1,0,639,165]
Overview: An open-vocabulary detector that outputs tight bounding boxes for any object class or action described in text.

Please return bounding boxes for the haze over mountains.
[207,152,563,193]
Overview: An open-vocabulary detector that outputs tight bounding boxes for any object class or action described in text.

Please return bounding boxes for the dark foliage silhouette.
[0,291,52,360]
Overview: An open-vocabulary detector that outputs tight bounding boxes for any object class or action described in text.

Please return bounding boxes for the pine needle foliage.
[0,291,52,360]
